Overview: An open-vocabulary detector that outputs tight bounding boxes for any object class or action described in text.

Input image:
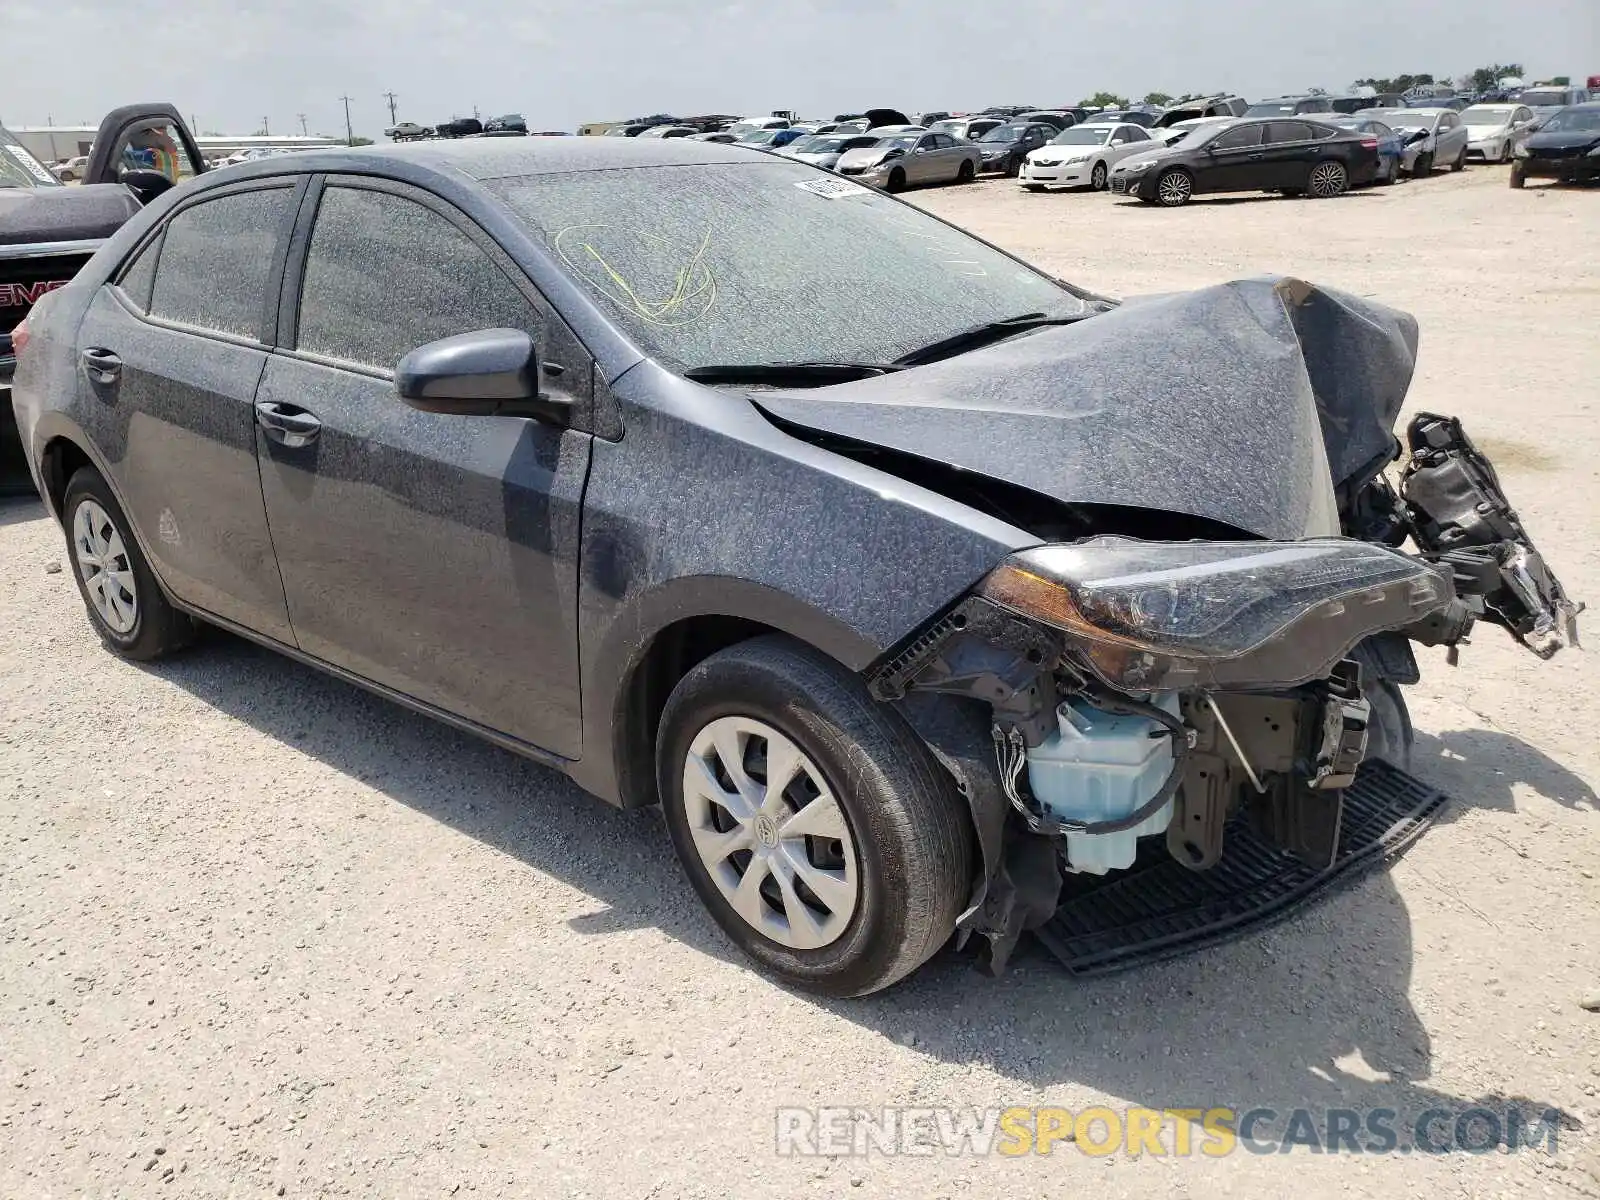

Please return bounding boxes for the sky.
[3,0,1598,137]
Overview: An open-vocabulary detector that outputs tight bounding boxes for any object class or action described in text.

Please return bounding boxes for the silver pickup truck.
[2,104,207,493]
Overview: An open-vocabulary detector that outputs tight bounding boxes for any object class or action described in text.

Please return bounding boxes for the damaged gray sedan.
[10,138,1579,997]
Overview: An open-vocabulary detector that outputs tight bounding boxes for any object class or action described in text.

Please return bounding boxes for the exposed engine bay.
[861,313,1580,973]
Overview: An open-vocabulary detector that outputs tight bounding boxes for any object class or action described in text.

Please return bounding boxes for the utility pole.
[297,113,308,136]
[383,92,398,125]
[261,117,270,136]
[340,95,354,146]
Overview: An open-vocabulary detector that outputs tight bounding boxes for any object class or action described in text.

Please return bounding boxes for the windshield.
[0,129,62,189]
[979,126,1022,143]
[1462,106,1516,124]
[492,161,1085,372]
[1540,107,1600,132]
[1519,90,1566,107]
[741,130,779,145]
[877,135,919,151]
[1245,103,1300,117]
[1050,127,1111,145]
[804,135,872,153]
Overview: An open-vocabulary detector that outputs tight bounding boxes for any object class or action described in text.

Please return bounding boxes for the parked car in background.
[865,123,925,135]
[725,116,791,139]
[1406,96,1470,111]
[1091,109,1158,128]
[1110,117,1378,205]
[1327,116,1405,183]
[915,111,953,125]
[738,128,809,149]
[928,116,1004,141]
[1515,86,1592,121]
[1246,96,1335,118]
[781,133,882,170]
[690,131,739,143]
[1358,108,1470,175]
[972,122,1055,175]
[1511,102,1600,188]
[639,125,699,139]
[387,121,430,140]
[1459,104,1537,163]
[51,155,90,182]
[1016,111,1074,131]
[1152,95,1248,127]
[1019,122,1156,191]
[1328,93,1403,114]
[835,131,981,190]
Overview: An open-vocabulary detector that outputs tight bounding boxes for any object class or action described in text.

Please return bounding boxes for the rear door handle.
[82,347,122,384]
[254,400,322,448]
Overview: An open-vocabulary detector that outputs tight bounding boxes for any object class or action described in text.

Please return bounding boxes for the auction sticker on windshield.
[793,178,871,199]
[5,145,55,184]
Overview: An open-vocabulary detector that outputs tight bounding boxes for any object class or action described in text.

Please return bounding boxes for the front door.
[255,178,592,757]
[1200,122,1268,191]
[73,182,299,641]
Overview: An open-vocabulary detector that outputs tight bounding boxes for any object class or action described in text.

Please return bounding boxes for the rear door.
[254,176,593,757]
[72,180,300,640]
[1262,121,1321,187]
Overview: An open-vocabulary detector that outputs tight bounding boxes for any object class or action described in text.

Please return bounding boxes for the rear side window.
[295,185,537,372]
[1267,121,1316,143]
[117,234,161,312]
[149,187,294,339]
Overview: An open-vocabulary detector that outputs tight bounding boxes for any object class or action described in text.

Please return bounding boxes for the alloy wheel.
[1091,161,1108,191]
[72,498,138,634]
[681,716,859,950]
[1156,170,1192,206]
[1308,160,1348,198]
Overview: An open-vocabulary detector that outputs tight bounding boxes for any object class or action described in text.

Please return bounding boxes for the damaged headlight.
[979,537,1452,691]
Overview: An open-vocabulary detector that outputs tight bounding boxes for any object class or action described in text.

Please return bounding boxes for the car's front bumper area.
[1108,168,1157,198]
[1466,136,1507,159]
[977,155,1014,174]
[1020,160,1093,187]
[1517,154,1600,181]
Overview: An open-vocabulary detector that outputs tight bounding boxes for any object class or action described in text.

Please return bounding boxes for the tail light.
[1361,138,1379,150]
[9,317,29,359]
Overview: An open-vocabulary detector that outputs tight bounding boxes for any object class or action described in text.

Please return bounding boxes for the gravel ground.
[3,164,1598,1199]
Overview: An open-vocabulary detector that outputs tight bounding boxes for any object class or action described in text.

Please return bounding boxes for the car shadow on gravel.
[140,630,1574,1140]
[0,495,47,528]
[1412,728,1599,820]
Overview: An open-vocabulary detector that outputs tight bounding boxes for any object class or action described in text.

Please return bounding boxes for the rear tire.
[62,466,196,661]
[957,160,975,182]
[1307,159,1349,198]
[657,636,973,997]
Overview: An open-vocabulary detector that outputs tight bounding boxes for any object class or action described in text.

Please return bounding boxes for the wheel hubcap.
[1159,173,1190,203]
[1311,163,1343,195]
[72,499,138,635]
[682,716,859,950]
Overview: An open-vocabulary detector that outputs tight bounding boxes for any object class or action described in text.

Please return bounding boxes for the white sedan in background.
[1460,104,1537,162]
[1018,122,1159,191]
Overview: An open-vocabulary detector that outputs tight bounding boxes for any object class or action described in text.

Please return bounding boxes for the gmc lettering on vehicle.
[0,280,69,308]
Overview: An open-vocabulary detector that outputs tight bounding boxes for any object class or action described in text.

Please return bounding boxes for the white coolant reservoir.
[1025,693,1180,875]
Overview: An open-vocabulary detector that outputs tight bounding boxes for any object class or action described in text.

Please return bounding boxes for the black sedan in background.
[972,122,1056,175]
[1109,118,1379,205]
[1510,103,1600,188]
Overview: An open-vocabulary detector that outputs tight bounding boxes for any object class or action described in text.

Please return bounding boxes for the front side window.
[493,161,1084,373]
[117,234,162,311]
[114,119,198,184]
[1212,124,1266,149]
[296,186,538,372]
[150,187,294,338]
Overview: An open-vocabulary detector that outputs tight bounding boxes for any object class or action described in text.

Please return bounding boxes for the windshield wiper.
[890,310,1100,368]
[682,361,902,388]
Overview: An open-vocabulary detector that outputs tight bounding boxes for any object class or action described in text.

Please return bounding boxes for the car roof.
[208,135,761,186]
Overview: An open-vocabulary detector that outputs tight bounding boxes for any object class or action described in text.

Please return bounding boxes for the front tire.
[62,466,195,660]
[1022,183,1044,192]
[1090,161,1108,191]
[885,167,906,193]
[1155,168,1193,206]
[1510,161,1526,188]
[657,636,973,997]
[1412,150,1434,177]
[1451,147,1467,172]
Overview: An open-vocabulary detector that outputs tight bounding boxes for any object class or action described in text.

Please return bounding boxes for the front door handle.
[254,400,322,448]
[81,347,122,384]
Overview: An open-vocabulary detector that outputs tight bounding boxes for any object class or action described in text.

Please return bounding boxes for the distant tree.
[1353,73,1434,95]
[1082,91,1130,109]
[348,136,374,146]
[1143,91,1175,107]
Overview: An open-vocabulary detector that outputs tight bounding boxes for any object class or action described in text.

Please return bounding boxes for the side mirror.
[395,329,570,424]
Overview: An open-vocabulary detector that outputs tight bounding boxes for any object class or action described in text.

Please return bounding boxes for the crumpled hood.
[753,277,1419,542]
